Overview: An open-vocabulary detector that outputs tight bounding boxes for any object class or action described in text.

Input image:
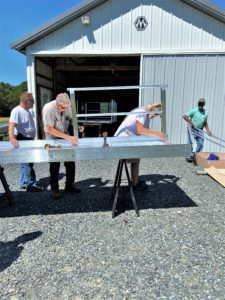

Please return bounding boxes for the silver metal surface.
[0,136,191,164]
[67,85,168,92]
[70,92,78,137]
[141,54,225,152]
[77,111,163,118]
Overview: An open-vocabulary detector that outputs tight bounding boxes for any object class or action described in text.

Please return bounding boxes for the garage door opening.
[36,56,140,137]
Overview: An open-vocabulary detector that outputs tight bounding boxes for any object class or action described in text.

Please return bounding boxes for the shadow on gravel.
[0,174,197,217]
[0,231,42,272]
[35,173,65,189]
[137,174,197,209]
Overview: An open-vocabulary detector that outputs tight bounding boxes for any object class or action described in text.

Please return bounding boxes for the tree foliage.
[0,81,27,117]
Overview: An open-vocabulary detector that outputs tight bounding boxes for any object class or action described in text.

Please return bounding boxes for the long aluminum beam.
[0,136,191,164]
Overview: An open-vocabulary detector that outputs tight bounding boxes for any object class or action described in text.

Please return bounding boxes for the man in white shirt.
[114,102,165,191]
[8,92,43,192]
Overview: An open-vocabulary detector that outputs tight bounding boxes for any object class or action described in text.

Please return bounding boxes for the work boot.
[186,156,194,163]
[186,156,193,162]
[26,185,44,192]
[52,189,62,199]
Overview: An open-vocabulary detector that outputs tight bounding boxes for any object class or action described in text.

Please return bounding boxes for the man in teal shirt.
[183,98,212,160]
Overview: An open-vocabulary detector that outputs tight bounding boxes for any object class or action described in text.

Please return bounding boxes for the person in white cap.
[114,103,166,191]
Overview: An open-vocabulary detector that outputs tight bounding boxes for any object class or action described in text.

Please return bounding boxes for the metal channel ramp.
[0,136,190,164]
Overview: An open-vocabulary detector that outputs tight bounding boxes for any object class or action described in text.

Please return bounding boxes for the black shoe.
[52,190,62,199]
[186,156,193,163]
[133,181,149,191]
[65,184,81,193]
[26,185,44,192]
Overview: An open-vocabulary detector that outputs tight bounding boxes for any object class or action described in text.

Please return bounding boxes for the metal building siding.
[36,60,52,79]
[27,0,225,54]
[36,60,53,89]
[141,54,225,152]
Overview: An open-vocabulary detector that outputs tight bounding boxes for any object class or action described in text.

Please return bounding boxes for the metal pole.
[68,85,168,92]
[161,88,167,134]
[190,127,225,149]
[76,111,163,118]
[70,91,78,137]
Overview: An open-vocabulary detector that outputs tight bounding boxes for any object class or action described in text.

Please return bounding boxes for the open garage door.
[36,56,140,137]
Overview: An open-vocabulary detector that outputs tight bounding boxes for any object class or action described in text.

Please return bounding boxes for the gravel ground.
[0,158,225,300]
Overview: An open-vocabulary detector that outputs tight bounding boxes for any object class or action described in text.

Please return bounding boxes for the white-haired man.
[114,103,166,191]
[42,93,82,199]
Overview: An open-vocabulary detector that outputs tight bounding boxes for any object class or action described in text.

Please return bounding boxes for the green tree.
[0,81,27,116]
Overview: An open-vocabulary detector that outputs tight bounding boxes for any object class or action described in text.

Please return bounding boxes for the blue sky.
[0,0,225,86]
[0,0,81,85]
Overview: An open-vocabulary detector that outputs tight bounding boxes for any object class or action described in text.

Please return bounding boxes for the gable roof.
[11,0,225,53]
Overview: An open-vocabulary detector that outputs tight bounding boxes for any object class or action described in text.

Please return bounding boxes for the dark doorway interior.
[36,56,140,137]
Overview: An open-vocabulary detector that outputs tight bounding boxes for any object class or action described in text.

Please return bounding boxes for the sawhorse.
[111,159,139,218]
[0,165,14,205]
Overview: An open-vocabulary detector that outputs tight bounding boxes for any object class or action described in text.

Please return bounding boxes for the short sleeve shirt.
[185,107,208,129]
[9,105,36,138]
[42,100,71,139]
[114,107,149,136]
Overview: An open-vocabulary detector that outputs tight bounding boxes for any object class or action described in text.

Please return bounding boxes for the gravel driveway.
[0,158,225,299]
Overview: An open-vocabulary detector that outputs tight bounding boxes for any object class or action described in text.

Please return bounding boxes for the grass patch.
[0,133,9,141]
[0,118,9,140]
[0,117,9,123]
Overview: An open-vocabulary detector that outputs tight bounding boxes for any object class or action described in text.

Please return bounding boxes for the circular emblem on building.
[134,16,148,31]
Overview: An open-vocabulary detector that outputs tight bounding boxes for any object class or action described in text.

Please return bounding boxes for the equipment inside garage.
[35,56,140,137]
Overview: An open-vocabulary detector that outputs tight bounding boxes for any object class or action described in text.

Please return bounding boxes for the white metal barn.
[11,0,225,151]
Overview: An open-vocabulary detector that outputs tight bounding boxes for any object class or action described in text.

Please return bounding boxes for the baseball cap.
[198,98,205,105]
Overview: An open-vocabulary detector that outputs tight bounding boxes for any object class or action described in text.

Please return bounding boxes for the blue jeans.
[16,135,37,188]
[187,128,204,153]
[19,163,36,188]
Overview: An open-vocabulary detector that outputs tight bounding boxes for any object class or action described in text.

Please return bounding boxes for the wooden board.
[205,166,225,187]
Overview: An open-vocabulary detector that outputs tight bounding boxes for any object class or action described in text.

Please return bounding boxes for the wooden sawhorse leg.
[0,165,14,205]
[111,159,139,218]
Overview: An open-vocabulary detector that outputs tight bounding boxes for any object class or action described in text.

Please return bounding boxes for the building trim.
[27,50,225,57]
